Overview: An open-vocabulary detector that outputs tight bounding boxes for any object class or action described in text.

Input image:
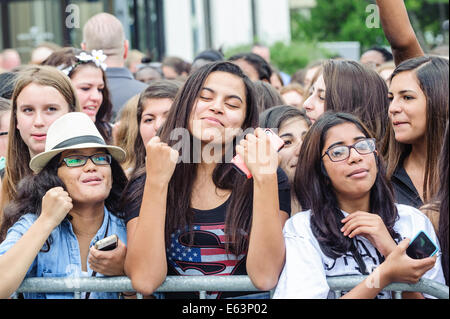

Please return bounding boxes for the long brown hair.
[386,56,449,203]
[122,61,258,255]
[0,65,80,223]
[322,59,390,156]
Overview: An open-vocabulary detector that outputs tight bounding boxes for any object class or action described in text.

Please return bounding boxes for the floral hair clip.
[60,50,107,76]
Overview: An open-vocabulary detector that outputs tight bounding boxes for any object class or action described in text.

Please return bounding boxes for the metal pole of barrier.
[16,275,449,299]
[327,275,449,299]
[393,291,402,299]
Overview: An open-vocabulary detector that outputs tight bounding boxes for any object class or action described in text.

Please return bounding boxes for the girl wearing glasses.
[0,112,128,299]
[302,59,390,156]
[273,112,444,299]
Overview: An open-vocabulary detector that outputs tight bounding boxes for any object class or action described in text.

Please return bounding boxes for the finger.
[148,136,161,145]
[239,139,249,148]
[397,238,411,252]
[347,226,375,238]
[89,246,102,258]
[246,133,257,144]
[235,144,245,158]
[254,127,264,138]
[341,218,374,235]
[341,211,371,223]
[169,148,179,164]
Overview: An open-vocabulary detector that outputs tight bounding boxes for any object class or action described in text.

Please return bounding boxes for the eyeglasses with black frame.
[59,153,112,168]
[321,138,376,162]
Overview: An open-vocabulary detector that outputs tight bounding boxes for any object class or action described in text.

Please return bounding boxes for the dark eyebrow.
[388,89,416,95]
[279,133,293,138]
[326,136,366,149]
[202,87,243,103]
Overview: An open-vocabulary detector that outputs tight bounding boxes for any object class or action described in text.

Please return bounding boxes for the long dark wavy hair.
[121,61,259,256]
[0,151,128,244]
[294,112,402,263]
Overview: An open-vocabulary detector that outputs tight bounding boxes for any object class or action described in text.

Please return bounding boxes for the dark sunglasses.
[59,153,112,168]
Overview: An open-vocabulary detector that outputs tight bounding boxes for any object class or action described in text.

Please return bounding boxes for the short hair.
[82,13,126,57]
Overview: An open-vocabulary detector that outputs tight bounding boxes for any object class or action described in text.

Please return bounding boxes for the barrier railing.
[14,275,449,299]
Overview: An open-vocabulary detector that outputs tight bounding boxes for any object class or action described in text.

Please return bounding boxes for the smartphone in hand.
[232,128,285,179]
[406,231,439,259]
[94,234,118,251]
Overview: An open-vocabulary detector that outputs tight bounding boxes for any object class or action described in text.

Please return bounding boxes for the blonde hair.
[113,94,140,173]
[0,65,80,222]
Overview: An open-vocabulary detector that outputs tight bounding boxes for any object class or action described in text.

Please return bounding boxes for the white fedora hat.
[30,112,126,173]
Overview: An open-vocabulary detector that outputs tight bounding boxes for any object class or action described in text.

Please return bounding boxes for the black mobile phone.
[94,234,118,251]
[406,231,439,259]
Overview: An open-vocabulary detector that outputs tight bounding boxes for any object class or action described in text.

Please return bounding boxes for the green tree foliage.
[291,0,448,51]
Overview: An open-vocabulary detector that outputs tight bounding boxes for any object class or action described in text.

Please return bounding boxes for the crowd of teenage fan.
[0,0,447,299]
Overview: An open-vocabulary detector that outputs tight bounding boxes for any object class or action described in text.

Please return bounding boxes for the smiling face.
[321,122,378,203]
[140,97,173,146]
[303,74,326,124]
[15,83,70,157]
[57,147,112,206]
[388,70,427,145]
[278,117,309,183]
[188,71,247,146]
[70,65,104,122]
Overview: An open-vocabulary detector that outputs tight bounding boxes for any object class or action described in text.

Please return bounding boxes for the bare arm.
[238,128,288,291]
[247,173,288,291]
[376,0,424,65]
[124,136,178,296]
[0,187,72,299]
[124,181,169,296]
[0,218,55,298]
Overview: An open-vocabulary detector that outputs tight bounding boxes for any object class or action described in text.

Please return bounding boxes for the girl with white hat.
[0,112,128,299]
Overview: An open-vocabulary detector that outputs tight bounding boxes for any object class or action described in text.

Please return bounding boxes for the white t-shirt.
[273,204,445,299]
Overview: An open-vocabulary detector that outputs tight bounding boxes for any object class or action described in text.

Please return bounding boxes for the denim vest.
[0,207,127,299]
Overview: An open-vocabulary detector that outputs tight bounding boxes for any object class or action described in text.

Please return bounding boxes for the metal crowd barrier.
[15,275,449,299]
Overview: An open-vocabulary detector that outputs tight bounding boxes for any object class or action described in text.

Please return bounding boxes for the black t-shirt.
[391,160,423,209]
[125,167,291,299]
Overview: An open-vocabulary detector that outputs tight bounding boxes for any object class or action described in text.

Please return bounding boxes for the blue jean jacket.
[0,207,127,299]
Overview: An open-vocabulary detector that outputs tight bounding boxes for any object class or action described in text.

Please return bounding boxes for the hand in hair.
[235,128,280,181]
[340,211,397,257]
[144,136,179,185]
[40,187,73,229]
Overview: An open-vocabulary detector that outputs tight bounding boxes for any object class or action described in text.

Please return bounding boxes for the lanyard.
[84,213,110,299]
